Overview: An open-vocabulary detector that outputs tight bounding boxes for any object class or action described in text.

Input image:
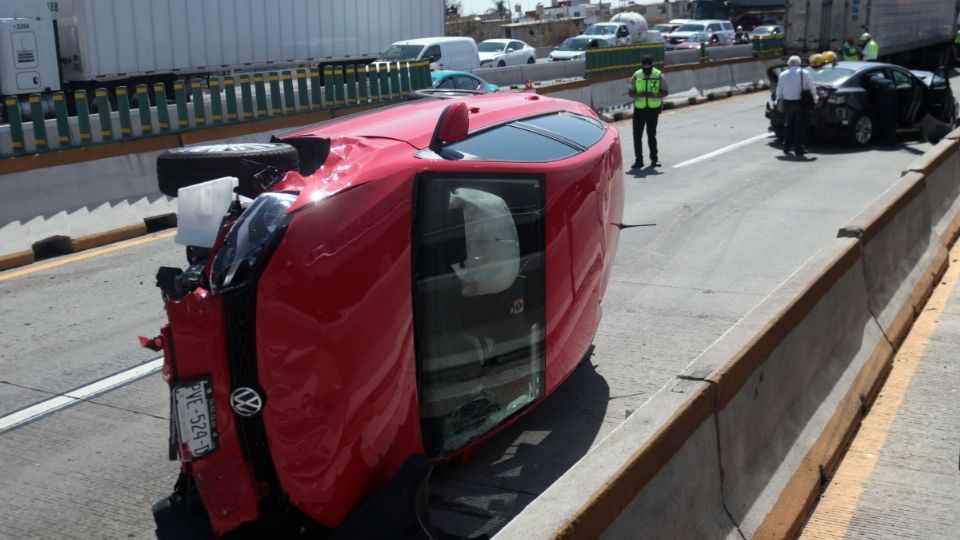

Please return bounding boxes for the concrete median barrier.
[838,173,948,347]
[903,138,960,243]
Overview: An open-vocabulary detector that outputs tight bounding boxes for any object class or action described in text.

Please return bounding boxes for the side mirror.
[429,102,470,154]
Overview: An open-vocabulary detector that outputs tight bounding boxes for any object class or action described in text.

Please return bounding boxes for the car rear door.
[888,68,923,126]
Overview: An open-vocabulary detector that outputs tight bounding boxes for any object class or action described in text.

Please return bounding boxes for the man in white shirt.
[775,55,817,156]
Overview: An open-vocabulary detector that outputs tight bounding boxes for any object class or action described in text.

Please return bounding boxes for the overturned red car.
[148,91,624,538]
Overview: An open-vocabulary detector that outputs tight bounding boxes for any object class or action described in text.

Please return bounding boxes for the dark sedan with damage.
[766,61,957,146]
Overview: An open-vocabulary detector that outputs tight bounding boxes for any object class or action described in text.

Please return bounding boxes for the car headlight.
[211,192,298,293]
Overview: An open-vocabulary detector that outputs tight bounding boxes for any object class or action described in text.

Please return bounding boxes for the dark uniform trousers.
[782,99,806,152]
[633,106,660,163]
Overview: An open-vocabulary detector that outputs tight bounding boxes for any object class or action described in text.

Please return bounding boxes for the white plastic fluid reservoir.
[174,177,239,248]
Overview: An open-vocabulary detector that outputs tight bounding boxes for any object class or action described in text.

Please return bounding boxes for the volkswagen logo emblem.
[230,387,263,417]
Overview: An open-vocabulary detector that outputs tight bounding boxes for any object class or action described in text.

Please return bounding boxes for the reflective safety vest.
[633,68,663,110]
[841,42,858,61]
[954,30,960,45]
[863,39,879,61]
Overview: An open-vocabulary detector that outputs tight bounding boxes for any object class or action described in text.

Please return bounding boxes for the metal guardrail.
[585,43,667,78]
[1,61,431,159]
[752,35,785,59]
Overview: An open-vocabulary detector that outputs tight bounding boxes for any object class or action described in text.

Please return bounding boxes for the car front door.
[922,66,957,124]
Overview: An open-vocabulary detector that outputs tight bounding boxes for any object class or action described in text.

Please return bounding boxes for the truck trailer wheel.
[157,143,299,198]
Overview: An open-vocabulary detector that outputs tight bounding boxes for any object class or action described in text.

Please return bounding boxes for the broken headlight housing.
[210,192,298,293]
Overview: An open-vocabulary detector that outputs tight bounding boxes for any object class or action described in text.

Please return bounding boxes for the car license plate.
[172,378,219,461]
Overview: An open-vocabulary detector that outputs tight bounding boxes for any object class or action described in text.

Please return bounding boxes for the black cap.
[641,56,654,66]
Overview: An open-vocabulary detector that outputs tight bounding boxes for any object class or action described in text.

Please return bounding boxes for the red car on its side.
[148,91,624,538]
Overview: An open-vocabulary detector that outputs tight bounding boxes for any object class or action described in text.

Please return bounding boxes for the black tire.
[527,56,536,64]
[157,143,299,198]
[847,113,875,146]
[497,60,506,67]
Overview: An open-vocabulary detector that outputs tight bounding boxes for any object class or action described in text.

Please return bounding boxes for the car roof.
[480,38,511,44]
[393,37,475,46]
[283,93,591,151]
[430,70,475,78]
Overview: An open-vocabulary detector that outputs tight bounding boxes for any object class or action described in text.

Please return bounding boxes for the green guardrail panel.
[75,90,93,144]
[254,73,268,117]
[116,86,133,138]
[6,96,25,154]
[358,65,370,103]
[173,80,189,129]
[322,67,335,108]
[310,67,321,110]
[209,77,223,124]
[371,65,384,103]
[269,71,282,115]
[345,65,358,106]
[239,74,254,120]
[27,94,47,151]
[333,66,345,107]
[191,78,206,126]
[388,63,401,100]
[95,88,114,141]
[283,70,295,113]
[224,76,239,122]
[153,83,171,132]
[297,69,309,110]
[53,91,70,146]
[136,84,152,134]
[378,64,390,101]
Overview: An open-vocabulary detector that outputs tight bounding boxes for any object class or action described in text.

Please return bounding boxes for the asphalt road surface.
[0,79,955,539]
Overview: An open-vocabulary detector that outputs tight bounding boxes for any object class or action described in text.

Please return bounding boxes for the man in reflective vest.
[841,37,858,61]
[628,56,669,168]
[859,32,879,61]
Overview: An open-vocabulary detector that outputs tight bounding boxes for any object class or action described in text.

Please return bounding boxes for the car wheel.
[157,143,299,198]
[497,60,506,67]
[849,114,875,146]
[527,56,535,64]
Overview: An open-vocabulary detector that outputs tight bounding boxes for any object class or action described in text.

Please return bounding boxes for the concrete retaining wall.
[494,128,960,539]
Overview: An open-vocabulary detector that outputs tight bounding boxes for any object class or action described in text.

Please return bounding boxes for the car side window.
[722,22,733,31]
[424,45,441,63]
[412,175,546,457]
[890,69,913,90]
[454,76,479,90]
[437,76,456,89]
[511,41,524,51]
[707,23,721,31]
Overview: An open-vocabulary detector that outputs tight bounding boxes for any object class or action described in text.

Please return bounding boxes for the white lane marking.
[672,133,773,169]
[0,357,163,433]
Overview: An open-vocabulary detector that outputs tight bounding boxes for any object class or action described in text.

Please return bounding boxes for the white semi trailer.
[783,0,958,65]
[1,0,444,113]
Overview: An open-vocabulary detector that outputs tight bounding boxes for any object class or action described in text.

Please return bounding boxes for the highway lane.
[0,85,951,538]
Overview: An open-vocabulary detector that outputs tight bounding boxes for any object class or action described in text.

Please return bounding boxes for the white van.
[375,37,480,71]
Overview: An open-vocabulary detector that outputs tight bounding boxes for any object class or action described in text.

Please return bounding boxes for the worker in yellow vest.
[628,56,669,169]
[840,37,858,61]
[859,33,879,61]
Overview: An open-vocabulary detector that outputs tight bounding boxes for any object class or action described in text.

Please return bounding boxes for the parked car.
[548,36,608,61]
[374,36,480,71]
[765,61,958,145]
[581,22,635,46]
[149,91,624,538]
[666,20,735,49]
[750,25,784,38]
[675,32,732,50]
[478,38,536,67]
[431,70,499,93]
